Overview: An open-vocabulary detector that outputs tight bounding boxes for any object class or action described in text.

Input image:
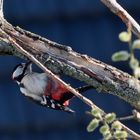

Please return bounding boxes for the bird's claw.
[41,95,47,105]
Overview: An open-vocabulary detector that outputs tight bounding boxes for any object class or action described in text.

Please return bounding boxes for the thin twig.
[101,0,140,38]
[118,110,140,122]
[118,115,134,121]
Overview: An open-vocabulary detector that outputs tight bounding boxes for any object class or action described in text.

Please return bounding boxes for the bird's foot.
[41,95,47,105]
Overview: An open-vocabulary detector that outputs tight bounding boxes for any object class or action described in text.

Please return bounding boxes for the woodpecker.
[12,62,93,113]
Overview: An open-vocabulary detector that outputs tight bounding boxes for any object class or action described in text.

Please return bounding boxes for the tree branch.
[1,1,140,111]
[101,0,140,38]
[2,34,140,139]
[0,0,139,138]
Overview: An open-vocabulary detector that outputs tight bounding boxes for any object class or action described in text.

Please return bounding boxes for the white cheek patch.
[13,68,23,78]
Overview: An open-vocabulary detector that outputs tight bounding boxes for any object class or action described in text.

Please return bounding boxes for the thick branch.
[101,0,140,38]
[0,20,140,110]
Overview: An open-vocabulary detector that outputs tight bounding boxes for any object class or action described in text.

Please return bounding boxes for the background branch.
[101,0,140,38]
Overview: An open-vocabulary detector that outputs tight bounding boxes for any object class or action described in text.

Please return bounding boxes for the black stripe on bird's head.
[12,61,32,82]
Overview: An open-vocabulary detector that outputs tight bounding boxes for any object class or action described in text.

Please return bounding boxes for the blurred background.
[0,0,140,139]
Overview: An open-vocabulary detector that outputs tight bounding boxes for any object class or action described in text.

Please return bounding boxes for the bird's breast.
[21,73,48,96]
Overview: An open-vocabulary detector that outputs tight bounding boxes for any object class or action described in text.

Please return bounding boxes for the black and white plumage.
[12,62,93,113]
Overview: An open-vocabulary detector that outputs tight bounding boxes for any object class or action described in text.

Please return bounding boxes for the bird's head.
[12,61,32,82]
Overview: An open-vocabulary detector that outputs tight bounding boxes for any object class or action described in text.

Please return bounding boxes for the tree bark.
[0,20,140,110]
[101,0,140,38]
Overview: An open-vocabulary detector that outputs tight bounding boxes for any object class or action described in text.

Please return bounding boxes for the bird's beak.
[12,73,17,81]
